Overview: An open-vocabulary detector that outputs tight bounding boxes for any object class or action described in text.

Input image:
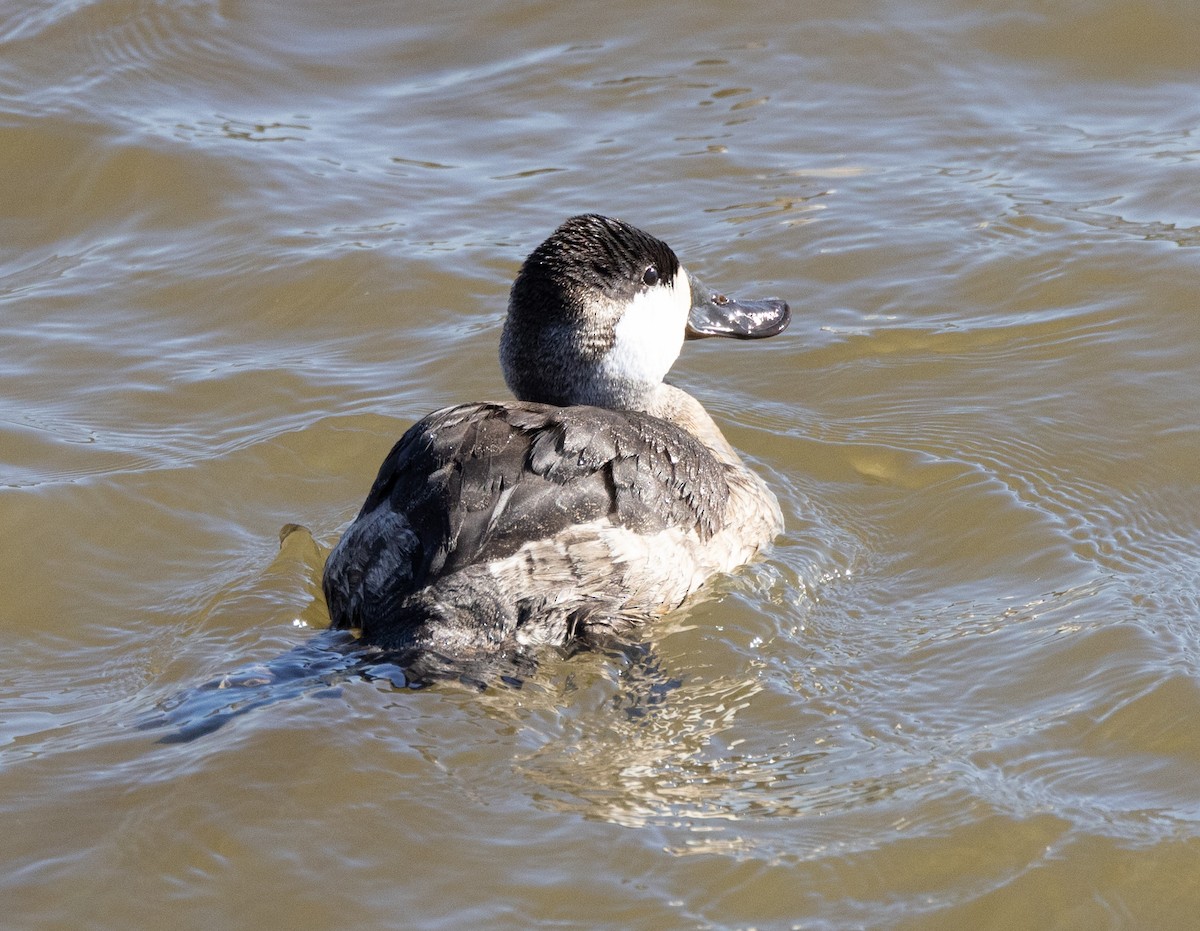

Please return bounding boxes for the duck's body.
[323,215,789,660]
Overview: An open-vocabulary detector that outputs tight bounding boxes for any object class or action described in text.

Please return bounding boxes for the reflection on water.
[3,0,1200,927]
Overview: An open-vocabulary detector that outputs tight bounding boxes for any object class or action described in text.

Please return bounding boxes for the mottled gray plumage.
[322,214,789,664]
[322,401,731,650]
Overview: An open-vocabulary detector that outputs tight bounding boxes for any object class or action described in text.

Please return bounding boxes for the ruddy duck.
[323,215,789,661]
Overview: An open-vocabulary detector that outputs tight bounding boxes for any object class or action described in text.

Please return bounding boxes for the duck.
[322,214,789,664]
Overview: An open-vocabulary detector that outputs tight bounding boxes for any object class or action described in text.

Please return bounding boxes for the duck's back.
[322,401,733,653]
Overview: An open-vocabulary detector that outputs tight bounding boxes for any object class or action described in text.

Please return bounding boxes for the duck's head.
[500,214,790,410]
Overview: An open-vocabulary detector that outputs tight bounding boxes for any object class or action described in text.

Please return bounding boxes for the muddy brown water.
[3,1,1200,927]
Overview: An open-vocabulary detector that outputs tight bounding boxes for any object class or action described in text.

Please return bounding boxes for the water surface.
[3,0,1200,927]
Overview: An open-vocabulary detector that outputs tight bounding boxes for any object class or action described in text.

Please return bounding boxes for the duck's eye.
[642,265,659,287]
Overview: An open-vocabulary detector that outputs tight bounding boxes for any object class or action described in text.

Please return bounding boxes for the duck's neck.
[643,383,743,467]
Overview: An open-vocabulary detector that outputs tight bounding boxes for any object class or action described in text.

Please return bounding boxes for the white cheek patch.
[602,268,692,386]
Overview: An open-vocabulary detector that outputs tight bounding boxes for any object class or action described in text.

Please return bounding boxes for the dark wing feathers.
[353,401,729,589]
